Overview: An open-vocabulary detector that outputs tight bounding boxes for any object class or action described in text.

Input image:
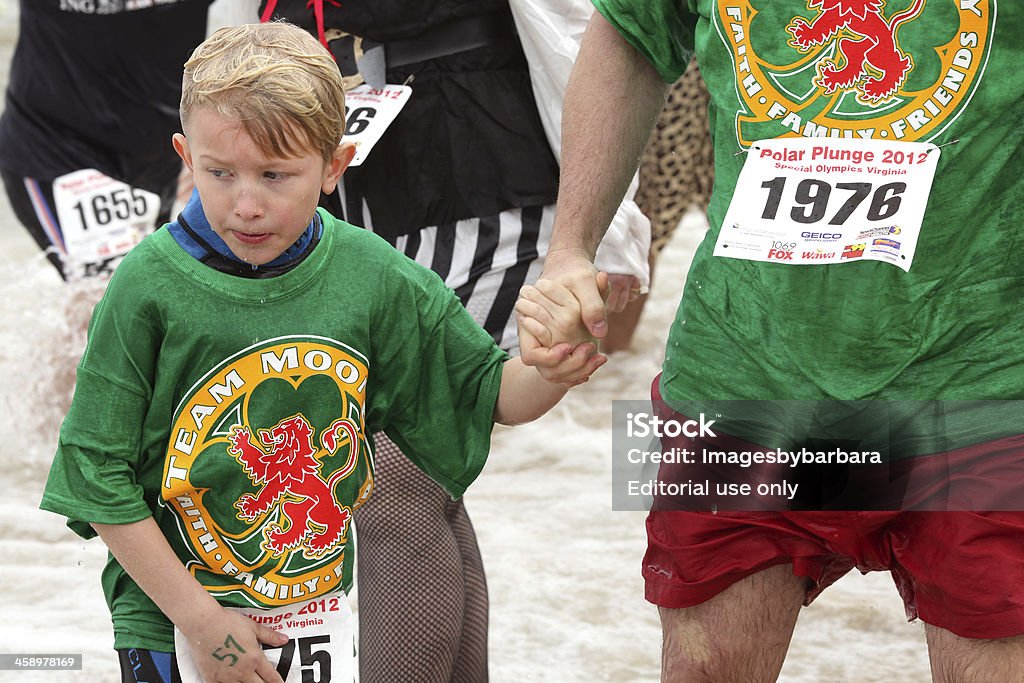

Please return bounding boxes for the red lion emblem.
[787,0,925,103]
[227,414,361,558]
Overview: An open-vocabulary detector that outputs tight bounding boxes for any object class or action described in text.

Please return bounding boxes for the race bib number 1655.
[714,137,940,272]
[52,169,159,277]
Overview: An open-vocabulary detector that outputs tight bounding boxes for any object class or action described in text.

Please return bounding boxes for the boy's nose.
[234,187,264,220]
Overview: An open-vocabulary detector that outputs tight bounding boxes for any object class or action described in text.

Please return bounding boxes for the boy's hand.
[515,276,608,386]
[90,518,288,683]
[538,340,607,387]
[537,248,611,338]
[184,606,287,683]
[516,277,599,348]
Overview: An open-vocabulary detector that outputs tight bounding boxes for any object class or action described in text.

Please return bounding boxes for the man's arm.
[543,11,670,338]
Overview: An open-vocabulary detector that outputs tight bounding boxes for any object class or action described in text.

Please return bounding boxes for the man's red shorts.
[645,379,1024,640]
[644,508,1024,639]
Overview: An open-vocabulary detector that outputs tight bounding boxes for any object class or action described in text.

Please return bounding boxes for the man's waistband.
[328,11,516,88]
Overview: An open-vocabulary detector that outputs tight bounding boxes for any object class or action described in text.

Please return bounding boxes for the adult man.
[520,2,1024,681]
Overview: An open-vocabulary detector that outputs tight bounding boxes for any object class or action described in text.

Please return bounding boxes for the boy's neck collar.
[169,190,321,278]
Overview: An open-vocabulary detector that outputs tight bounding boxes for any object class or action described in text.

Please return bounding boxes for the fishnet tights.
[356,433,489,682]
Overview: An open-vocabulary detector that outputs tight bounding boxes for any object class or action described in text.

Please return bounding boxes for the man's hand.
[514,276,608,386]
[537,248,611,338]
[516,278,596,348]
[516,253,610,373]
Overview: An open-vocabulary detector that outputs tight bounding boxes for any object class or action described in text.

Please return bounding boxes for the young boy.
[39,22,603,683]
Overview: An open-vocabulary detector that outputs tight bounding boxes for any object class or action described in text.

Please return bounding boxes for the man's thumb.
[582,271,610,338]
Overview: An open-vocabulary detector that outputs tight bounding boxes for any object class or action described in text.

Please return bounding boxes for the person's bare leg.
[603,291,648,352]
[660,564,806,683]
[926,625,1024,683]
[604,254,656,353]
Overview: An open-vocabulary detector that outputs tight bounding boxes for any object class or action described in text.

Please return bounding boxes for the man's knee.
[926,626,1024,683]
[661,609,714,680]
[658,565,806,683]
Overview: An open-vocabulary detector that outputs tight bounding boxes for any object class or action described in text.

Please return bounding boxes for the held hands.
[183,605,288,683]
[515,269,609,387]
[535,248,614,338]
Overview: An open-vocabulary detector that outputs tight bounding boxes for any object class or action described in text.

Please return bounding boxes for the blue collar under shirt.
[167,189,322,279]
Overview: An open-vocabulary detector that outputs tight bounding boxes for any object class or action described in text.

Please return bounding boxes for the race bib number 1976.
[714,137,940,272]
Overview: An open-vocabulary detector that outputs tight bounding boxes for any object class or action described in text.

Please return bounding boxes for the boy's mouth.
[232,230,271,245]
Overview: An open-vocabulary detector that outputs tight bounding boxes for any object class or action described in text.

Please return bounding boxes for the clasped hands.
[516,249,637,386]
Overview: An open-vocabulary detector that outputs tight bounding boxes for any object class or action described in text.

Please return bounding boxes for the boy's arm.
[92,518,287,683]
[493,350,604,426]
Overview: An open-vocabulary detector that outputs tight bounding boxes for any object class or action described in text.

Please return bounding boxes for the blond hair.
[181,22,345,163]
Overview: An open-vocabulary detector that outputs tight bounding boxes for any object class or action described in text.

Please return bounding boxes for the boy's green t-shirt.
[40,210,508,650]
[593,0,1023,409]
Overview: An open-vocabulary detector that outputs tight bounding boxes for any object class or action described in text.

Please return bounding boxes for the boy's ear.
[322,142,357,194]
[172,133,193,170]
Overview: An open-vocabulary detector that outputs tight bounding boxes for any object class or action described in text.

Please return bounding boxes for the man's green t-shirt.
[594,0,1022,408]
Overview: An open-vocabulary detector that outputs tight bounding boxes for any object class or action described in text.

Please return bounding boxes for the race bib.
[714,138,940,272]
[340,84,412,166]
[174,593,354,683]
[52,169,160,277]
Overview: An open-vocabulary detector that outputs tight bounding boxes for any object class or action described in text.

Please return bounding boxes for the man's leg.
[660,564,806,683]
[926,626,1024,683]
[889,511,1024,683]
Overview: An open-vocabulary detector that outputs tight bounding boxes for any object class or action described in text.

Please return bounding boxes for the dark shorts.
[645,377,1024,639]
[117,649,179,683]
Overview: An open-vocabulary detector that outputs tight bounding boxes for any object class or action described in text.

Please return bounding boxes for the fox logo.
[788,0,926,103]
[228,414,362,558]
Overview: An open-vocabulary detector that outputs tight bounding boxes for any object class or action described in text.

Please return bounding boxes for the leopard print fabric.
[635,59,715,256]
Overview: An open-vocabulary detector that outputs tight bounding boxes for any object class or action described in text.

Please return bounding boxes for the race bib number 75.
[174,594,354,683]
[714,137,940,272]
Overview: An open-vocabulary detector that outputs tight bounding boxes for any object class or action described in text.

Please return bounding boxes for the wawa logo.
[162,337,373,606]
[716,1,994,146]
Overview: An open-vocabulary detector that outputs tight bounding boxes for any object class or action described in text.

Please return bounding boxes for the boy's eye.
[209,168,229,178]
[264,171,285,180]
